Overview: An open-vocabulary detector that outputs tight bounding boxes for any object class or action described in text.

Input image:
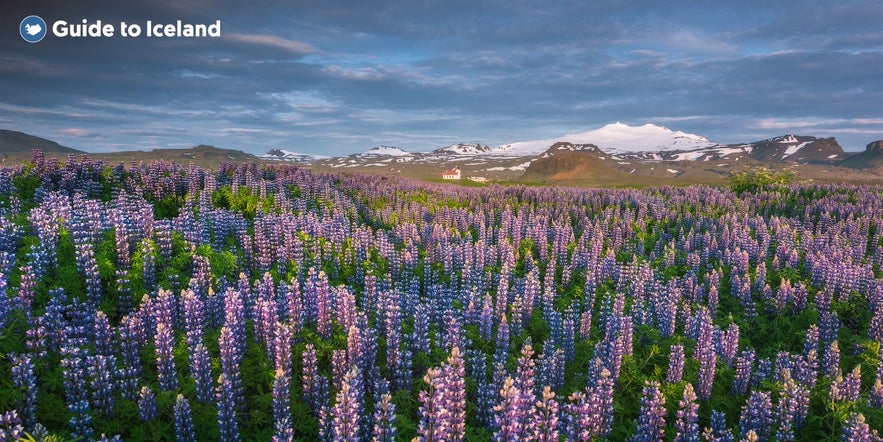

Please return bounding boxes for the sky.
[2,0,882,155]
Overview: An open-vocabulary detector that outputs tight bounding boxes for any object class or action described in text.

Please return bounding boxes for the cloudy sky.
[2,0,882,155]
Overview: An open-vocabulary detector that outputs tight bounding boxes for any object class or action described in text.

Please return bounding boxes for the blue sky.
[2,0,882,155]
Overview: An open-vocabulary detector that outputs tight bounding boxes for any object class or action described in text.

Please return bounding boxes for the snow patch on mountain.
[782,141,812,158]
[435,143,491,155]
[262,149,329,161]
[360,146,413,157]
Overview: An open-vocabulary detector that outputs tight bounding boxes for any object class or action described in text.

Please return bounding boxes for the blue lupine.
[667,343,685,383]
[139,386,157,422]
[674,383,700,442]
[372,393,397,442]
[217,373,241,442]
[631,381,666,442]
[11,353,37,429]
[739,390,773,441]
[174,394,196,442]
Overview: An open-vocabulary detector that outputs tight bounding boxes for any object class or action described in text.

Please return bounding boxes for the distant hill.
[840,141,883,170]
[518,142,659,186]
[95,144,258,167]
[0,129,82,159]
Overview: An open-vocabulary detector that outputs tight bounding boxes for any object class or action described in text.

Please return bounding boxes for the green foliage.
[212,185,275,219]
[729,166,796,194]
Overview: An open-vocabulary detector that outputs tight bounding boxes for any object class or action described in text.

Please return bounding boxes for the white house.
[442,166,461,180]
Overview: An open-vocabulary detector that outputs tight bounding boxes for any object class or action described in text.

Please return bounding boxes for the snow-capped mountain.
[745,134,844,163]
[359,146,414,157]
[261,149,329,162]
[432,143,492,156]
[491,122,719,157]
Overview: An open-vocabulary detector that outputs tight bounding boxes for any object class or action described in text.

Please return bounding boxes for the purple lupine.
[88,355,117,419]
[832,365,862,402]
[842,413,874,442]
[870,366,883,408]
[11,353,37,429]
[703,410,735,442]
[174,394,196,442]
[219,325,245,409]
[732,348,755,396]
[442,347,467,441]
[532,386,560,442]
[667,343,685,383]
[332,365,363,442]
[696,311,717,400]
[823,340,842,379]
[155,321,178,391]
[719,323,739,366]
[314,269,333,337]
[777,369,810,440]
[372,393,397,442]
[272,368,294,441]
[303,343,322,412]
[0,410,24,441]
[93,311,114,358]
[217,373,241,442]
[674,383,700,442]
[191,343,214,403]
[565,366,615,440]
[493,376,527,441]
[739,390,773,441]
[139,386,158,422]
[631,381,666,442]
[182,289,205,349]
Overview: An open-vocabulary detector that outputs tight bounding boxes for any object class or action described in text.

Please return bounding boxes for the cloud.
[226,34,318,55]
[60,128,95,137]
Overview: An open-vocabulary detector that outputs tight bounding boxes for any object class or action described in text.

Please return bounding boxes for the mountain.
[492,122,719,157]
[0,129,82,159]
[433,143,492,156]
[261,149,329,162]
[840,140,883,170]
[744,135,845,163]
[138,144,256,161]
[359,146,413,157]
[518,142,662,185]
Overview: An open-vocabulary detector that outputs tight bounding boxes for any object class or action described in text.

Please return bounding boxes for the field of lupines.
[0,150,881,441]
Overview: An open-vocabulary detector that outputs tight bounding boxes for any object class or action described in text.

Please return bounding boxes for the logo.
[20,15,47,43]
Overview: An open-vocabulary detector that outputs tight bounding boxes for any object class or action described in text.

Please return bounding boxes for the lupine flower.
[138,386,157,422]
[842,413,874,442]
[631,381,666,442]
[739,390,773,441]
[674,383,700,442]
[11,353,37,429]
[533,386,560,442]
[372,393,397,442]
[703,410,735,442]
[272,368,294,442]
[174,394,196,442]
[696,312,717,400]
[667,343,685,383]
[0,410,24,441]
[332,366,363,442]
[155,321,178,391]
[217,373,240,442]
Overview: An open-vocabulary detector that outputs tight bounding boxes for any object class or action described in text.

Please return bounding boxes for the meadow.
[0,151,881,441]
